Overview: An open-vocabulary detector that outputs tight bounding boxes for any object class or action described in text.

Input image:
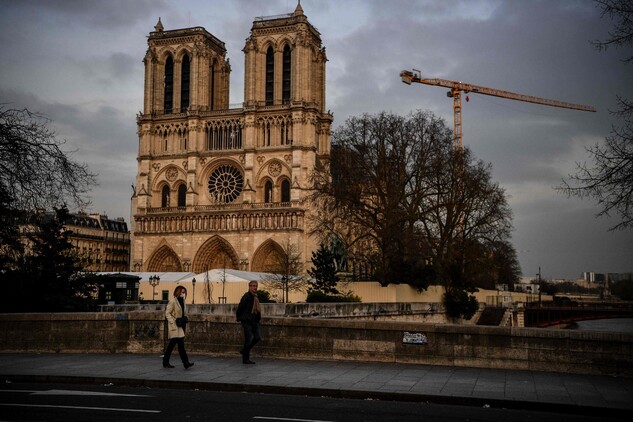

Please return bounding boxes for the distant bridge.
[524,302,633,328]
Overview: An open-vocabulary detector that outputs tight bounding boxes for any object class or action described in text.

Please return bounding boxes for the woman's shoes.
[163,363,175,368]
[184,362,194,369]
[242,360,255,364]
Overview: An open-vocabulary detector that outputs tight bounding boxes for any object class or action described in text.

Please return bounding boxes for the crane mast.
[400,69,596,151]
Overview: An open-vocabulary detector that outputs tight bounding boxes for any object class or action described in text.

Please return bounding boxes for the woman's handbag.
[175,316,189,327]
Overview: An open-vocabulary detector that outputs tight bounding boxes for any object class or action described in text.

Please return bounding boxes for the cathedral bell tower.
[142,17,231,115]
[131,3,332,280]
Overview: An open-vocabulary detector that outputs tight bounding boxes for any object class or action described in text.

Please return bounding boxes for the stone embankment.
[1,303,631,377]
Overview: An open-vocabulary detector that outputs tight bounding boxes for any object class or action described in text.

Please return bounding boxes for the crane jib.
[400,68,596,152]
[419,78,596,113]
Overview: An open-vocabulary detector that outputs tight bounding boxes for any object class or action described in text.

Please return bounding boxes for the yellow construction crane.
[400,69,596,151]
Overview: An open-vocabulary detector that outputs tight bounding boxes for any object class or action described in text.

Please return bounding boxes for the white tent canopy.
[178,269,274,283]
[98,270,275,283]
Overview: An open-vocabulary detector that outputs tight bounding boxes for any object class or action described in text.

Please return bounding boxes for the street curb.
[2,373,628,420]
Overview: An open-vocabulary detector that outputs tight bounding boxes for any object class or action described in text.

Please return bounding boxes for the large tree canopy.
[310,110,520,301]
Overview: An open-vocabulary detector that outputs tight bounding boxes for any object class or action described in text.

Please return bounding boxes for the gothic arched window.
[264,180,273,203]
[265,121,271,146]
[281,179,290,203]
[281,120,292,145]
[265,46,274,106]
[177,184,186,207]
[164,56,174,114]
[282,44,291,104]
[180,54,190,112]
[161,185,170,208]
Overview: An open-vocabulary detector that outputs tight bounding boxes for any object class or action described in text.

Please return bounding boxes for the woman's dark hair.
[173,286,187,297]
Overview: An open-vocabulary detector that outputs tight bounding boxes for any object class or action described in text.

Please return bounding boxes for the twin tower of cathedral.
[131,3,332,274]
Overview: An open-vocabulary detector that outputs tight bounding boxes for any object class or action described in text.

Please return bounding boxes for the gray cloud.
[1,0,631,278]
[10,0,169,29]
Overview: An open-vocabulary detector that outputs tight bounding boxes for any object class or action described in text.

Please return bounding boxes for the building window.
[264,121,271,146]
[177,184,186,207]
[161,185,170,208]
[281,179,290,203]
[282,44,291,104]
[281,120,292,145]
[164,56,174,114]
[180,54,190,112]
[208,164,244,203]
[206,122,242,150]
[264,180,273,203]
[265,46,274,106]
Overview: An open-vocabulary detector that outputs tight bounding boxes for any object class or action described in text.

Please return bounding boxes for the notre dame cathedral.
[130,2,331,274]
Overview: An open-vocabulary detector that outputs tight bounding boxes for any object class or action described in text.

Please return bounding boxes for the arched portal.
[146,244,182,272]
[192,235,239,273]
[251,239,285,272]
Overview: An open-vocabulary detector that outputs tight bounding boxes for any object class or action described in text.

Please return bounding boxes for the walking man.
[236,281,262,364]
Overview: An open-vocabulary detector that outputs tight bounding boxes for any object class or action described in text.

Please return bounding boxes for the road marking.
[30,389,152,397]
[0,403,160,413]
[0,390,39,393]
[254,417,335,422]
[1,389,152,397]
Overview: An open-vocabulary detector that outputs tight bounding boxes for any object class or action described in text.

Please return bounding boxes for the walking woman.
[163,286,194,369]
[236,280,262,364]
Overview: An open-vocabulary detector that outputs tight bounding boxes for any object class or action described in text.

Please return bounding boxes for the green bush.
[257,290,275,303]
[443,288,478,320]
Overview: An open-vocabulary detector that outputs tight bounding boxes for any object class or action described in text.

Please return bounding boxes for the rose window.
[268,161,282,177]
[166,167,178,181]
[208,164,244,203]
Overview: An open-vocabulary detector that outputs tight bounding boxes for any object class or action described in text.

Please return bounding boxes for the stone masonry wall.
[1,311,631,376]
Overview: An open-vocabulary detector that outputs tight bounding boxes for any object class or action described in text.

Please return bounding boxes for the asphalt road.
[0,381,626,422]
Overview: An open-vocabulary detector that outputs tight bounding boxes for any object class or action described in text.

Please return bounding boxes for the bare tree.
[0,105,97,211]
[311,111,448,286]
[1,105,97,292]
[592,0,633,61]
[263,240,309,303]
[420,147,515,290]
[559,0,633,231]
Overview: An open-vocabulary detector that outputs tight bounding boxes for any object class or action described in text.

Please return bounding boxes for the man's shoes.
[184,362,194,369]
[242,360,256,364]
[163,363,175,368]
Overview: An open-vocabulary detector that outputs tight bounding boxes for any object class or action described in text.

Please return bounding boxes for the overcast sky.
[1,0,631,280]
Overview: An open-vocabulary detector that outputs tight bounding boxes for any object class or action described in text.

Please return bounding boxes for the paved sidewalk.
[1,352,631,417]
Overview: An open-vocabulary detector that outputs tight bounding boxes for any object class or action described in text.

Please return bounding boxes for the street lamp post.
[537,267,542,306]
[149,275,160,302]
[191,277,196,304]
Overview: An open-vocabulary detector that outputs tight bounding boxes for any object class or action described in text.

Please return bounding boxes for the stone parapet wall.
[97,302,454,323]
[1,312,631,376]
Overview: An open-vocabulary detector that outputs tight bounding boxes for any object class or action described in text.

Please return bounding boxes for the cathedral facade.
[131,3,331,274]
